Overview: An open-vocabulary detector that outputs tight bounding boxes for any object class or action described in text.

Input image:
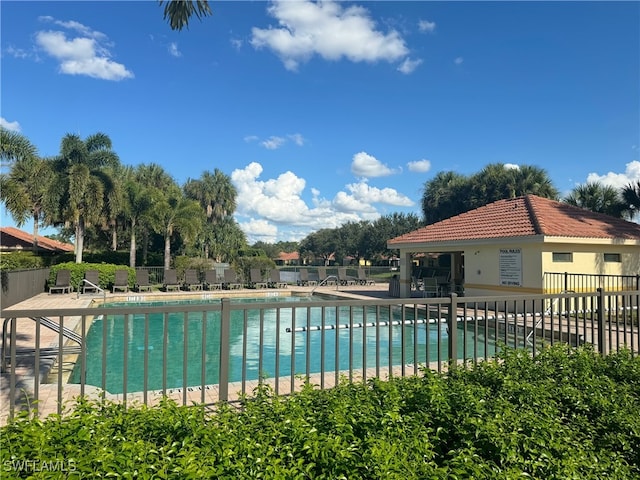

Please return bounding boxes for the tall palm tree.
[159,0,212,31]
[622,180,640,221]
[134,163,175,265]
[184,169,238,258]
[0,127,37,168]
[149,184,205,270]
[564,181,627,218]
[48,133,120,263]
[0,156,54,249]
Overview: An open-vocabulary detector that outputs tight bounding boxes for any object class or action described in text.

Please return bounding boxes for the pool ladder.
[1,316,83,372]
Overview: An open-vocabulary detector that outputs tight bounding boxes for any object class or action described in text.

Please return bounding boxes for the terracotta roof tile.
[0,226,74,252]
[389,195,640,245]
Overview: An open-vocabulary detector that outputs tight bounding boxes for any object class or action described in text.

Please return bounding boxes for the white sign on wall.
[499,248,522,287]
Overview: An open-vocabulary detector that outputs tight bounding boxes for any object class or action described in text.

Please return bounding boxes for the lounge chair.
[223,269,242,290]
[49,269,72,294]
[297,269,317,286]
[338,268,357,286]
[318,267,337,286]
[134,270,152,292]
[82,270,100,294]
[183,269,203,291]
[249,268,268,289]
[357,268,375,285]
[163,269,181,291]
[112,269,130,293]
[268,269,287,288]
[421,277,440,297]
[204,270,222,290]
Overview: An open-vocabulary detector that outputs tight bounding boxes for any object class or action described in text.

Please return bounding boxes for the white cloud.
[251,0,409,71]
[244,135,259,143]
[454,57,464,65]
[5,46,30,59]
[397,57,422,74]
[351,151,397,178]
[231,162,413,242]
[230,38,243,50]
[345,181,414,207]
[503,163,520,170]
[418,20,436,33]
[168,42,182,57]
[39,16,108,41]
[0,118,21,132]
[34,18,133,81]
[288,133,305,146]
[407,159,431,173]
[585,161,640,189]
[262,136,286,150]
[238,218,279,242]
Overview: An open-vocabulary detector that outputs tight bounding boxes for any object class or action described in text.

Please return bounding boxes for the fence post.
[219,298,231,401]
[448,293,459,366]
[596,288,606,355]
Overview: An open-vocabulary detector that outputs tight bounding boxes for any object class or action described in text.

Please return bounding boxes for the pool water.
[70,299,501,394]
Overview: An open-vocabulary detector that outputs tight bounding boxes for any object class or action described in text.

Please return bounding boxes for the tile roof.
[277,251,300,261]
[388,195,640,245]
[0,226,75,252]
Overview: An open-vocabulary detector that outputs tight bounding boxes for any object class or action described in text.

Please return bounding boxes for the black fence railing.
[544,272,640,294]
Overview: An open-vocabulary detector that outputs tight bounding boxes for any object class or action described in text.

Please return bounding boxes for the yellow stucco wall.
[400,238,639,297]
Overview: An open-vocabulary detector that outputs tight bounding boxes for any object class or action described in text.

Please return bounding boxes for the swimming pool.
[70,296,502,394]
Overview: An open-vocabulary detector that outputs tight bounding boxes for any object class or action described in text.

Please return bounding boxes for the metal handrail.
[311,275,339,294]
[77,279,106,302]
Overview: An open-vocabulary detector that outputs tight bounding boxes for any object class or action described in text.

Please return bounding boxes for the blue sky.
[2,1,639,243]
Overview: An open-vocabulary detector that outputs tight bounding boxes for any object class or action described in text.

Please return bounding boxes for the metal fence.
[0,268,50,309]
[1,289,638,422]
[544,272,640,293]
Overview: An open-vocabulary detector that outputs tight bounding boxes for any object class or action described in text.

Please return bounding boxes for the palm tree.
[0,127,37,167]
[134,163,175,265]
[149,183,205,270]
[0,156,54,249]
[159,0,212,31]
[621,180,640,221]
[470,164,558,209]
[421,171,470,224]
[564,181,627,218]
[210,216,247,263]
[48,133,120,263]
[184,169,238,259]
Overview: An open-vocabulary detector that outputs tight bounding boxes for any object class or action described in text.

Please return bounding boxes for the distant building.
[275,251,300,266]
[0,227,74,254]
[388,195,640,297]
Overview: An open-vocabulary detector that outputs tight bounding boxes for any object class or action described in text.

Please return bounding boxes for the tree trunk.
[129,219,137,268]
[164,232,171,270]
[32,213,39,254]
[75,217,85,264]
[142,229,149,265]
[111,220,117,251]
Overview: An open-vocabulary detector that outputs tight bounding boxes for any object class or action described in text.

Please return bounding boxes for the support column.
[399,251,413,298]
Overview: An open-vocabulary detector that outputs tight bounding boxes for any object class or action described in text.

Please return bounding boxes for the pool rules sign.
[499,248,522,287]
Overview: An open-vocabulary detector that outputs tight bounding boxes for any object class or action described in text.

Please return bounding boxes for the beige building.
[388,195,640,297]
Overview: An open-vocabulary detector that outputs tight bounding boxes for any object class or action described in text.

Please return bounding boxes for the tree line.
[2,127,639,270]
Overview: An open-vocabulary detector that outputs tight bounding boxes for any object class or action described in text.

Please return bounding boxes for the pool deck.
[1,283,400,424]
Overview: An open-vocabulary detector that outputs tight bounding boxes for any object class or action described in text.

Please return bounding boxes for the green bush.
[49,263,135,291]
[0,252,48,270]
[2,345,639,479]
